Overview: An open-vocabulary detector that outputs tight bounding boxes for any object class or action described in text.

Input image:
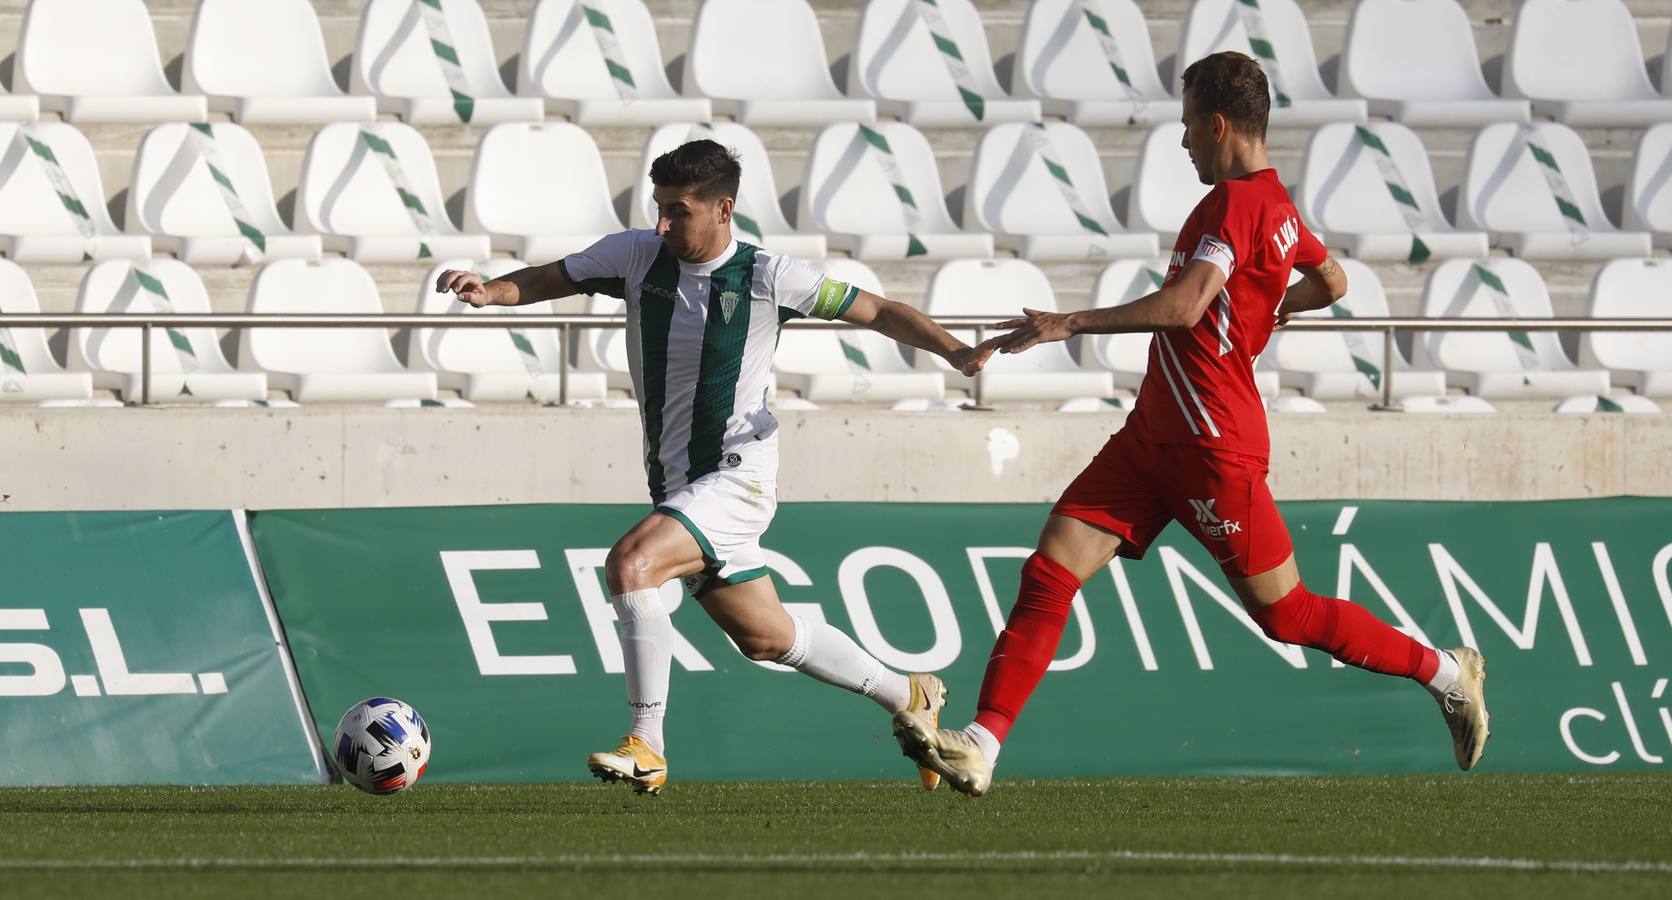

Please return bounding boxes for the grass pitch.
[2,775,1669,899]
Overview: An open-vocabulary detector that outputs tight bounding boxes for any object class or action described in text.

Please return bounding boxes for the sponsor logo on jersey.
[640,282,678,301]
[1188,498,1243,538]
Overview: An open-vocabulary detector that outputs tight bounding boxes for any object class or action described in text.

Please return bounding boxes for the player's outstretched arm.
[839,289,995,377]
[434,262,582,308]
[1276,255,1349,325]
[991,260,1227,354]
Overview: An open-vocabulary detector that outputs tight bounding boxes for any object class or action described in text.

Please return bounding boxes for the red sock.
[972,552,1081,744]
[1251,583,1439,682]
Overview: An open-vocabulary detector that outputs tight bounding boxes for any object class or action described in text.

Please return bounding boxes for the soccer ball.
[331,697,431,794]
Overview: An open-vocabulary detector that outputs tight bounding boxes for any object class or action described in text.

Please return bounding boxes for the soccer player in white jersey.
[436,140,993,795]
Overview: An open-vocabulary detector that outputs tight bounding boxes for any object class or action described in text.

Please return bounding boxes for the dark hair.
[1180,51,1270,141]
[649,139,742,201]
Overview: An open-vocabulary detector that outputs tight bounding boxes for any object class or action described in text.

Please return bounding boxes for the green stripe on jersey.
[637,247,680,503]
[685,244,760,486]
[557,258,627,300]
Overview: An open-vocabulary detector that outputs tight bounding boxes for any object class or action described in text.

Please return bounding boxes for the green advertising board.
[0,511,326,785]
[249,499,1672,782]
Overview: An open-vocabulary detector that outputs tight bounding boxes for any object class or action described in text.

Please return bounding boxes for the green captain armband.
[809,276,859,320]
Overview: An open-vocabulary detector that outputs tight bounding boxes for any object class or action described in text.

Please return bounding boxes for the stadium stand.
[1504,0,1672,128]
[851,0,1041,127]
[0,122,151,263]
[574,294,633,392]
[351,0,543,125]
[128,123,324,266]
[465,122,624,261]
[966,122,1159,261]
[1176,0,1367,125]
[1624,123,1672,248]
[1083,259,1165,393]
[773,258,946,403]
[0,260,93,402]
[14,0,207,123]
[1553,393,1663,414]
[1128,123,1213,238]
[183,0,376,125]
[518,0,711,126]
[0,76,40,124]
[1578,258,1672,397]
[1339,0,1530,126]
[1012,0,1183,126]
[70,260,267,402]
[684,0,877,126]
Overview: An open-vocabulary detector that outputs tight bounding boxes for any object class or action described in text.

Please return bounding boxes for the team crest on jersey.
[720,290,740,323]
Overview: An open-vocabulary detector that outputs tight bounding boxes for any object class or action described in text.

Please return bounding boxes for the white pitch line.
[2,850,1670,875]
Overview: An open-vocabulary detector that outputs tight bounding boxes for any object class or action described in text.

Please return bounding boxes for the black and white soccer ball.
[332,697,431,794]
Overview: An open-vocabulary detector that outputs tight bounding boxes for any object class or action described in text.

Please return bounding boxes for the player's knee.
[605,542,657,592]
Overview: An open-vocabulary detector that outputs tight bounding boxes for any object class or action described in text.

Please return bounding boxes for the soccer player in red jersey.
[892,51,1490,797]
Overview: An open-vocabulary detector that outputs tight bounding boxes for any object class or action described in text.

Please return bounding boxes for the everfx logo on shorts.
[1188,499,1243,538]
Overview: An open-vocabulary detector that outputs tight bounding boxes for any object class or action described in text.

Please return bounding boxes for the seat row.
[2,0,1669,128]
[4,117,1670,269]
[0,255,1665,410]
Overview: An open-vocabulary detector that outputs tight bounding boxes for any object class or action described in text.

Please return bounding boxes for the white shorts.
[656,470,778,597]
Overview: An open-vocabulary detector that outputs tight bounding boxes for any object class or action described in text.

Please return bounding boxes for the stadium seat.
[1012,0,1182,126]
[1263,259,1446,400]
[13,0,208,123]
[1128,124,1212,238]
[1553,394,1662,414]
[1578,258,1672,397]
[1175,0,1367,125]
[351,0,543,124]
[296,123,492,263]
[127,123,323,266]
[1339,0,1530,126]
[1624,123,1672,249]
[683,0,877,125]
[800,122,993,261]
[183,0,377,124]
[573,294,632,393]
[1415,258,1610,399]
[631,123,826,259]
[0,259,93,402]
[411,258,608,403]
[1297,123,1489,262]
[850,0,1041,127]
[966,123,1159,261]
[70,260,267,402]
[1398,395,1496,414]
[519,0,711,125]
[465,123,623,262]
[0,122,151,263]
[0,81,40,123]
[772,259,945,403]
[1504,0,1672,127]
[925,259,1114,401]
[1458,123,1653,260]
[240,259,438,402]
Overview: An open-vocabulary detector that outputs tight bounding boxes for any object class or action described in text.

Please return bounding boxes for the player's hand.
[1274,310,1294,329]
[992,308,1075,354]
[436,269,493,308]
[945,338,998,377]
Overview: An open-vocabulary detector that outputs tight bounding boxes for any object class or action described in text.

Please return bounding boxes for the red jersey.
[1122,168,1326,457]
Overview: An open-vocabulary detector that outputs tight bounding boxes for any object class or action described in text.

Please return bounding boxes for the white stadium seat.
[1297,123,1489,262]
[925,259,1114,401]
[519,0,711,125]
[1128,124,1212,239]
[1340,0,1529,126]
[1264,259,1445,401]
[1553,394,1662,414]
[772,259,945,403]
[800,122,993,261]
[0,122,151,263]
[0,260,92,403]
[127,123,322,266]
[412,258,607,403]
[241,259,438,403]
[631,123,826,259]
[684,0,877,126]
[296,123,492,263]
[1176,0,1366,125]
[352,0,543,124]
[0,78,40,123]
[574,294,632,393]
[1458,123,1653,260]
[70,260,267,402]
[1624,123,1672,249]
[1504,0,1672,128]
[1415,258,1609,399]
[1578,258,1672,397]
[966,123,1158,261]
[184,0,377,124]
[1013,0,1182,126]
[14,0,207,123]
[465,122,623,263]
[851,0,1041,127]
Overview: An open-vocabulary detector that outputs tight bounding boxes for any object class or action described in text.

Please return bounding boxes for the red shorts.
[1052,429,1293,577]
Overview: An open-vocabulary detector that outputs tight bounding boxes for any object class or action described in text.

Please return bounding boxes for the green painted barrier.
[0,511,325,785]
[249,499,1672,781]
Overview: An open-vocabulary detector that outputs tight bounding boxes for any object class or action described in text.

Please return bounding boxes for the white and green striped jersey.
[559,230,858,503]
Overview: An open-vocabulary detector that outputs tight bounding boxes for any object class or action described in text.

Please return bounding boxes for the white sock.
[964,721,1001,764]
[1424,648,1461,698]
[774,615,911,713]
[612,589,671,755]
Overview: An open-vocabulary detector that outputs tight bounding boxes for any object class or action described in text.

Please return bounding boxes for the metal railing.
[1,313,1667,409]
